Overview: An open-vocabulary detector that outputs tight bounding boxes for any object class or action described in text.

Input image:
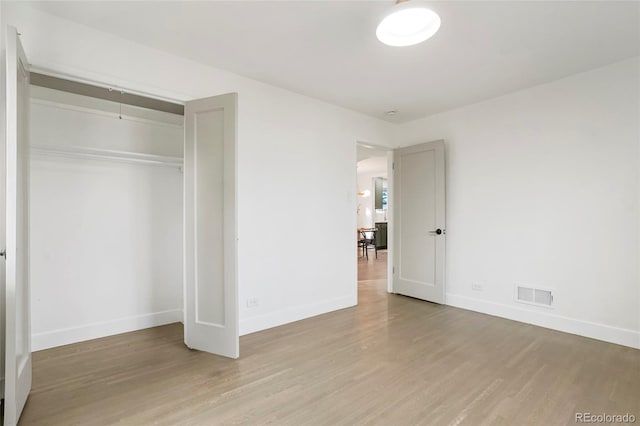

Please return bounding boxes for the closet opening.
[29,73,186,352]
[26,70,240,358]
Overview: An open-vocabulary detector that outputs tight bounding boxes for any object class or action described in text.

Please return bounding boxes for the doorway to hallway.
[356,144,390,288]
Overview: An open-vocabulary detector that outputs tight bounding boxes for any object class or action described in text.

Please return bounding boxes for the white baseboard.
[32,309,183,351]
[240,294,356,336]
[446,293,640,350]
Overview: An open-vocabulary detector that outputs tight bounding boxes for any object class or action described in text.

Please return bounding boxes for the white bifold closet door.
[183,93,239,359]
[3,26,32,426]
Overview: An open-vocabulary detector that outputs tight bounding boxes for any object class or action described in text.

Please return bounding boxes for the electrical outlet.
[472,283,483,291]
[246,297,259,308]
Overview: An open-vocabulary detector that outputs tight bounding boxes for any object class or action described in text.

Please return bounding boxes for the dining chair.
[360,229,377,259]
[357,230,367,257]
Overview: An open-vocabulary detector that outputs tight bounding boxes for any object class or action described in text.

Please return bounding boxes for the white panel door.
[3,26,32,426]
[184,93,238,358]
[393,140,445,303]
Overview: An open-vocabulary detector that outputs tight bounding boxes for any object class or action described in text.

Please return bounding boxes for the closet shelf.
[31,145,184,169]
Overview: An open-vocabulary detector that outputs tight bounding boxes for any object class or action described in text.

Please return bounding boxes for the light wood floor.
[18,279,640,425]
[358,249,387,281]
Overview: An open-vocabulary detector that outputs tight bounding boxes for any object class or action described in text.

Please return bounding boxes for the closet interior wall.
[29,85,184,351]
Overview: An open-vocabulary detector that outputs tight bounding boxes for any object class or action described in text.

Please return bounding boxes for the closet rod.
[31,145,184,169]
[30,73,184,116]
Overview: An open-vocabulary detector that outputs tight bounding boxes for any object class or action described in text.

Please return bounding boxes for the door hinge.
[392,266,395,274]
[392,162,395,170]
[0,249,6,259]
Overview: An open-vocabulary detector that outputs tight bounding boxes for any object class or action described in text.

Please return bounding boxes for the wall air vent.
[515,284,554,308]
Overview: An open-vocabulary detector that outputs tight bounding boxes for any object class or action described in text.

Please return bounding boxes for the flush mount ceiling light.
[376,0,441,47]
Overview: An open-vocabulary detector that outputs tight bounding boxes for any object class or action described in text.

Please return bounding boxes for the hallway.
[358,249,387,282]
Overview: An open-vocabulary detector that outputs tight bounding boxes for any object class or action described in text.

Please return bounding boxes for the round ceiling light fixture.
[376,0,441,47]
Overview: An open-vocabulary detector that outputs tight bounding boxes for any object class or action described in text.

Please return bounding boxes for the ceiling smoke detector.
[377,0,441,47]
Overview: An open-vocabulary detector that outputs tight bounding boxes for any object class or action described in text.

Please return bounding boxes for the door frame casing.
[0,17,7,402]
[355,139,447,300]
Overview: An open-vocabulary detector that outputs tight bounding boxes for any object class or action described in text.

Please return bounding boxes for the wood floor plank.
[16,278,640,425]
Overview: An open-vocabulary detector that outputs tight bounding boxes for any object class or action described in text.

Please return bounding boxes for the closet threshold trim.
[30,72,184,116]
[31,145,184,169]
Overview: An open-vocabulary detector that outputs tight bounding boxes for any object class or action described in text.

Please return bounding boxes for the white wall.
[29,88,184,350]
[4,4,395,340]
[395,58,640,348]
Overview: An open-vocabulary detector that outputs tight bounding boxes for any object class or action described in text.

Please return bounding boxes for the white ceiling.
[357,145,389,163]
[357,156,388,176]
[357,145,388,175]
[30,1,640,123]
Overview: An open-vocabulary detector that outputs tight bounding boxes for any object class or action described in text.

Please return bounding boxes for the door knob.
[428,229,444,235]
